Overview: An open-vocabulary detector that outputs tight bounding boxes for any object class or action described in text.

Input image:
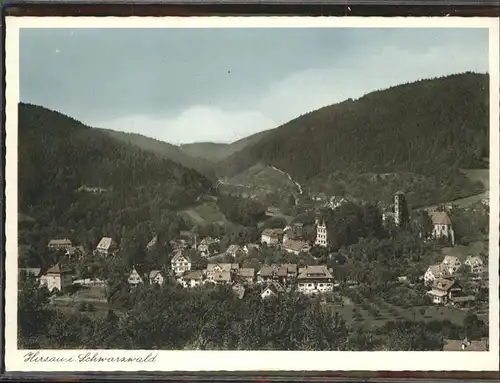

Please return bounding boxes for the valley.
[17,72,491,352]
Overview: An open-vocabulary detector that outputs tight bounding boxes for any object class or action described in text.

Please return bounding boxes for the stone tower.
[315,218,328,248]
[394,191,409,227]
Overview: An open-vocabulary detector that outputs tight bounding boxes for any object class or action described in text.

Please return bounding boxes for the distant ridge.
[217,72,489,181]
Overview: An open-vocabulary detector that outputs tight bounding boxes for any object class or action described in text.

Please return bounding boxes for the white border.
[4,16,500,372]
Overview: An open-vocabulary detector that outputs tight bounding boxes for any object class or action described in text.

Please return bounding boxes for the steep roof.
[443,255,461,266]
[171,250,191,263]
[433,278,455,291]
[297,265,333,280]
[212,270,231,282]
[206,263,238,272]
[149,270,162,279]
[258,265,276,277]
[48,238,72,246]
[261,281,285,295]
[427,264,450,278]
[466,255,484,265]
[96,237,115,250]
[282,239,309,252]
[261,228,283,237]
[184,270,204,280]
[430,211,452,225]
[46,263,73,274]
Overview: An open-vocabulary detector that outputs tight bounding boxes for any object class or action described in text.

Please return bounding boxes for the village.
[20,187,489,344]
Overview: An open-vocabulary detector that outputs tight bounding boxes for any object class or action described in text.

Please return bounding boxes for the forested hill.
[217,72,489,180]
[179,129,273,162]
[18,103,213,252]
[98,129,217,180]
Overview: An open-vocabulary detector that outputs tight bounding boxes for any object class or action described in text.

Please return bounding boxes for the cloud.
[88,33,489,144]
[92,106,277,144]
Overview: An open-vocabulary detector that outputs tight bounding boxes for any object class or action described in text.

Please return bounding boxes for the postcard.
[3,16,499,372]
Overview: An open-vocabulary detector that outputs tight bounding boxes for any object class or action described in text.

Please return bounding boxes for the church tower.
[315,218,328,248]
[394,191,409,227]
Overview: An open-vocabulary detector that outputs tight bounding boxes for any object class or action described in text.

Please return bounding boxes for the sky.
[20,27,489,145]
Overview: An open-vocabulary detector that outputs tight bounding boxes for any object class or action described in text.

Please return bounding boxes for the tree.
[18,272,51,347]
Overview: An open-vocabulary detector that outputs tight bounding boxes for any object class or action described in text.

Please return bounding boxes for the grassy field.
[51,286,109,318]
[440,241,488,261]
[180,201,226,226]
[323,290,473,331]
[461,169,489,189]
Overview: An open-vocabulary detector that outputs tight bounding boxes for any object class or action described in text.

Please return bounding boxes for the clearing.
[180,201,226,226]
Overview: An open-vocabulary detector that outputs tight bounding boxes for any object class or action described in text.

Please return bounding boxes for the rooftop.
[430,211,452,225]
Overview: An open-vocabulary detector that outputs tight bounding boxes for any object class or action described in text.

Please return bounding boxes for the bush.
[78,302,87,312]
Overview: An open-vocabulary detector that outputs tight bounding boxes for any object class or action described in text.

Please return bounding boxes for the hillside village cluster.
[21,190,489,314]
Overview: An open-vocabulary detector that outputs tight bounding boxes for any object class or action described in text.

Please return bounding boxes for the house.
[48,238,73,251]
[424,264,451,285]
[427,278,462,304]
[181,270,205,288]
[236,268,255,285]
[171,250,192,276]
[276,263,298,286]
[257,265,277,284]
[465,255,484,274]
[442,255,462,275]
[260,281,285,299]
[282,239,311,255]
[149,270,165,286]
[206,263,239,283]
[232,283,246,299]
[430,211,455,245]
[39,263,73,293]
[265,206,282,217]
[443,337,489,351]
[128,267,144,288]
[94,237,118,257]
[197,237,220,256]
[296,265,334,295]
[260,228,283,246]
[226,244,244,258]
[314,219,328,248]
[212,270,232,285]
